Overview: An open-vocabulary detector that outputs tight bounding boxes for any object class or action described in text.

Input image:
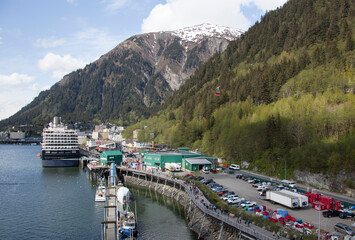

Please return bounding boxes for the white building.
[0,131,8,139]
[87,140,98,148]
[9,131,25,140]
[133,129,140,139]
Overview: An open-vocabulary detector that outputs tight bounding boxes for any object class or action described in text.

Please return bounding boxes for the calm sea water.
[0,145,197,240]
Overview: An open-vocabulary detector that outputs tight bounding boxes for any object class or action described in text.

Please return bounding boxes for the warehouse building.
[183,157,213,171]
[100,150,123,165]
[143,150,217,172]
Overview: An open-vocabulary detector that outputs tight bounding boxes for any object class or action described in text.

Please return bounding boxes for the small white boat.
[95,178,106,202]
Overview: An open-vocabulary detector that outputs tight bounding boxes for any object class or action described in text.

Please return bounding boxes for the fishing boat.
[119,211,137,237]
[95,178,106,202]
[117,186,137,237]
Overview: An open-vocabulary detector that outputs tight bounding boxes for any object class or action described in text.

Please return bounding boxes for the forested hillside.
[0,24,239,128]
[124,0,355,190]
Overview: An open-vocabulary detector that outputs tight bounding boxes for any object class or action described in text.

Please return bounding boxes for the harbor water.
[0,145,197,240]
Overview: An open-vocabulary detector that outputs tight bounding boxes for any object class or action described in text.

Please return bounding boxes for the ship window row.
[43,144,78,147]
[43,138,78,140]
[43,146,78,150]
[43,132,75,135]
[43,134,76,137]
[43,140,78,143]
[43,136,77,138]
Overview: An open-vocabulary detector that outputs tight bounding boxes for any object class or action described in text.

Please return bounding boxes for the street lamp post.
[318,210,327,240]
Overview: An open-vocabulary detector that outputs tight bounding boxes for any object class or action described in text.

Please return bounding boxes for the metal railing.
[122,168,286,240]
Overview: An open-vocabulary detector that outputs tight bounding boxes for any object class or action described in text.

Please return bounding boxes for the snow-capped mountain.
[3,24,243,126]
[171,23,243,43]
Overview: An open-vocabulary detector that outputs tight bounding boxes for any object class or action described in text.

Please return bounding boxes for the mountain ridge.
[123,0,355,191]
[0,23,242,127]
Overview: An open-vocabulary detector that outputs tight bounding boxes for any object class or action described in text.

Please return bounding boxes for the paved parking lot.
[202,171,354,234]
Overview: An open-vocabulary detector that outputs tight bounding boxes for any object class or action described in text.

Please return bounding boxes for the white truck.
[281,189,308,207]
[266,190,308,208]
[165,163,181,172]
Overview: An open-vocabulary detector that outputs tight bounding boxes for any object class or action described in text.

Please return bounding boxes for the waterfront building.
[143,150,217,171]
[9,131,25,140]
[183,157,212,171]
[100,150,123,165]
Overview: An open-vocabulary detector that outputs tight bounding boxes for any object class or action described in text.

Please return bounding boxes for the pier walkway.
[120,167,287,240]
[101,168,118,240]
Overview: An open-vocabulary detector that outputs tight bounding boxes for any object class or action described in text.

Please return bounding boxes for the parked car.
[217,189,228,195]
[339,211,355,219]
[224,168,235,174]
[210,168,217,173]
[227,196,239,204]
[227,198,242,204]
[235,174,243,179]
[256,185,267,191]
[203,179,214,184]
[235,199,246,207]
[202,168,210,174]
[229,164,240,170]
[211,186,223,192]
[208,183,221,188]
[259,189,267,196]
[334,223,355,236]
[323,210,340,218]
[240,201,257,208]
[222,194,238,201]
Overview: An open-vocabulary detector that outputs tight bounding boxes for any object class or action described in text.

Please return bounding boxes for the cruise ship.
[41,117,80,167]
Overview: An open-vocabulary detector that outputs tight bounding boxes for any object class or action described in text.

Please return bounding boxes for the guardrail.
[121,168,286,240]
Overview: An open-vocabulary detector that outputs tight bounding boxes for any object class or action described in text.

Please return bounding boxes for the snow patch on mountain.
[171,23,243,43]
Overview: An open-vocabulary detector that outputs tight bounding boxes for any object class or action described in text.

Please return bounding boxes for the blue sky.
[0,0,287,121]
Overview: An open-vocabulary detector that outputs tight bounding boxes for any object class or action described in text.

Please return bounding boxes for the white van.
[229,164,240,170]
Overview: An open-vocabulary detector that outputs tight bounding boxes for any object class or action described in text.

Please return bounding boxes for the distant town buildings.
[9,131,26,140]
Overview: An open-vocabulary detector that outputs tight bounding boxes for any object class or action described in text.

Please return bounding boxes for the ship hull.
[41,150,80,167]
[120,228,137,237]
[42,159,79,167]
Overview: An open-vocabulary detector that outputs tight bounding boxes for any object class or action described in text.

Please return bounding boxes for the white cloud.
[142,0,288,32]
[67,0,75,4]
[28,83,50,92]
[0,27,2,44]
[103,0,129,13]
[251,0,288,12]
[38,52,86,79]
[73,28,119,56]
[35,38,66,48]
[0,73,35,86]
[0,89,39,121]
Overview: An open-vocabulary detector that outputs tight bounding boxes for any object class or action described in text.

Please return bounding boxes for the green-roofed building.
[100,150,123,165]
[143,150,217,171]
[183,157,213,171]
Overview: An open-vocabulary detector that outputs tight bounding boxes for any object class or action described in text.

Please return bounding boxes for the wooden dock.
[102,186,118,240]
[101,165,119,240]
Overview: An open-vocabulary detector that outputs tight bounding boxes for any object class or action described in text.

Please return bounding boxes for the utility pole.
[284,158,287,180]
[318,211,321,240]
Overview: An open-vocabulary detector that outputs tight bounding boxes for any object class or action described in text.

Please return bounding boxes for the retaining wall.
[125,175,243,240]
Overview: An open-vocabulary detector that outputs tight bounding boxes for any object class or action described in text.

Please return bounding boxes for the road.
[239,170,355,207]
[203,171,354,234]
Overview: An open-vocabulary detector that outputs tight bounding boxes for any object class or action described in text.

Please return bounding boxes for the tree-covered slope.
[0,24,240,128]
[124,0,355,190]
